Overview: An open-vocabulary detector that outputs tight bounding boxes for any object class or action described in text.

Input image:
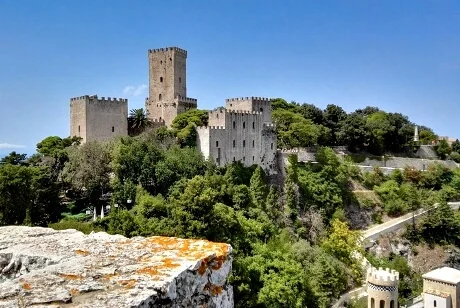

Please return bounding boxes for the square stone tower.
[145,47,197,127]
[70,95,128,143]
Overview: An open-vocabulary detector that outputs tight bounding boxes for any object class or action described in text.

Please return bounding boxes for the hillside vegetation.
[1,101,460,307]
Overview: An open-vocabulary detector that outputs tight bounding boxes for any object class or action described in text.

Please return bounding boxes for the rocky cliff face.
[0,226,233,308]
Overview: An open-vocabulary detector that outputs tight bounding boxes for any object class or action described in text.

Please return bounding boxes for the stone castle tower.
[145,47,197,127]
[367,267,399,308]
[196,97,277,174]
[70,95,128,143]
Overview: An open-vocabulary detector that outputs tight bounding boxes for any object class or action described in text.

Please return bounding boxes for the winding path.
[332,201,460,307]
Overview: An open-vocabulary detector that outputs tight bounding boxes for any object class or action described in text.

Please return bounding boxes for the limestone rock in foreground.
[0,226,233,308]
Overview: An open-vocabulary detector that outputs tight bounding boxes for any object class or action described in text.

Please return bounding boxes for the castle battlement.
[225,97,272,103]
[196,126,225,130]
[148,47,187,56]
[176,96,198,104]
[224,110,263,115]
[367,267,399,284]
[70,95,127,103]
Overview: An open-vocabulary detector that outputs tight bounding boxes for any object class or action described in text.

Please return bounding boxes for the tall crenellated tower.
[145,47,197,127]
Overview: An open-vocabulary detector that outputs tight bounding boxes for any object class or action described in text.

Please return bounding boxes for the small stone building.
[422,267,460,308]
[70,95,128,143]
[196,97,277,174]
[367,267,399,308]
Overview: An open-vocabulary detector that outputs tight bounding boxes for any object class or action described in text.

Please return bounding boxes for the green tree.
[0,151,27,165]
[321,219,363,279]
[365,111,394,155]
[249,167,268,209]
[62,141,112,204]
[436,139,452,160]
[336,113,368,151]
[128,108,152,136]
[155,146,207,195]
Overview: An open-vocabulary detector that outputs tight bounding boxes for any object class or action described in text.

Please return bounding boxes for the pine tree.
[266,185,281,221]
[249,166,268,209]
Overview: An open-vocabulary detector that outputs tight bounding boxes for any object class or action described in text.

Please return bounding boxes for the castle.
[70,47,277,173]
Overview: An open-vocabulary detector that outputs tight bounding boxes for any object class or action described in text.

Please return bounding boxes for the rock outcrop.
[0,226,233,308]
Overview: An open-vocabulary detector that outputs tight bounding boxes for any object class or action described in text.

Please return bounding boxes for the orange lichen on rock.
[21,282,32,290]
[59,273,83,280]
[162,258,181,269]
[197,261,208,276]
[136,266,160,276]
[75,249,90,256]
[119,279,137,289]
[70,289,80,295]
[102,273,119,281]
[210,285,224,296]
[211,255,226,270]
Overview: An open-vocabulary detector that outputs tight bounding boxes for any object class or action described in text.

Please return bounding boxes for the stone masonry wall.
[0,226,233,308]
[197,97,277,174]
[70,96,128,143]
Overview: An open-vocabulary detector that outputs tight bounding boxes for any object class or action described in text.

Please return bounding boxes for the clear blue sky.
[0,0,459,155]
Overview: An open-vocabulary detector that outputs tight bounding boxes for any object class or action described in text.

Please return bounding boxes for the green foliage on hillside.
[271,98,438,155]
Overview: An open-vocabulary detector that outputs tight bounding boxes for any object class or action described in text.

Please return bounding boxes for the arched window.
[160,77,163,83]
[252,156,255,161]
[380,300,385,308]
[216,141,219,147]
[233,140,236,148]
[371,298,375,308]
[390,300,395,308]
[112,126,114,133]
[233,121,236,129]
[243,122,246,129]
[260,108,263,112]
[159,94,162,100]
[434,300,437,307]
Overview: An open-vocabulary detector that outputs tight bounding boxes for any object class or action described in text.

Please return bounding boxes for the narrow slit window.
[253,140,255,147]
[253,122,255,129]
[78,125,80,133]
[243,122,246,129]
[233,140,236,148]
[243,140,246,147]
[112,126,115,132]
[216,141,219,147]
[159,94,162,100]
[233,121,236,129]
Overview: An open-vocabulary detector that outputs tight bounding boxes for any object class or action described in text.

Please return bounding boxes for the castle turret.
[414,125,420,142]
[367,267,399,308]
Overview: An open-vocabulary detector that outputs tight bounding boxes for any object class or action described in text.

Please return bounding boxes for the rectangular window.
[243,140,246,147]
[243,156,245,162]
[112,126,115,132]
[233,140,236,148]
[216,141,219,147]
[233,157,235,161]
[253,156,255,161]
[252,140,255,147]
[271,143,273,150]
[253,122,255,129]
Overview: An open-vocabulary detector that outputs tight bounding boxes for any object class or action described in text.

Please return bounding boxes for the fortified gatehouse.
[145,47,197,127]
[196,97,277,174]
[70,95,128,143]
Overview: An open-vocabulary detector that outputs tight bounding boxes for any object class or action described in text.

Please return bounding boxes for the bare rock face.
[0,226,233,308]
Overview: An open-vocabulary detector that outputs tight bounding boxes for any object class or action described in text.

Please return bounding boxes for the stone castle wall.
[70,95,128,143]
[197,98,277,174]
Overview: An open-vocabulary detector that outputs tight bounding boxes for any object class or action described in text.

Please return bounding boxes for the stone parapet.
[0,226,233,308]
